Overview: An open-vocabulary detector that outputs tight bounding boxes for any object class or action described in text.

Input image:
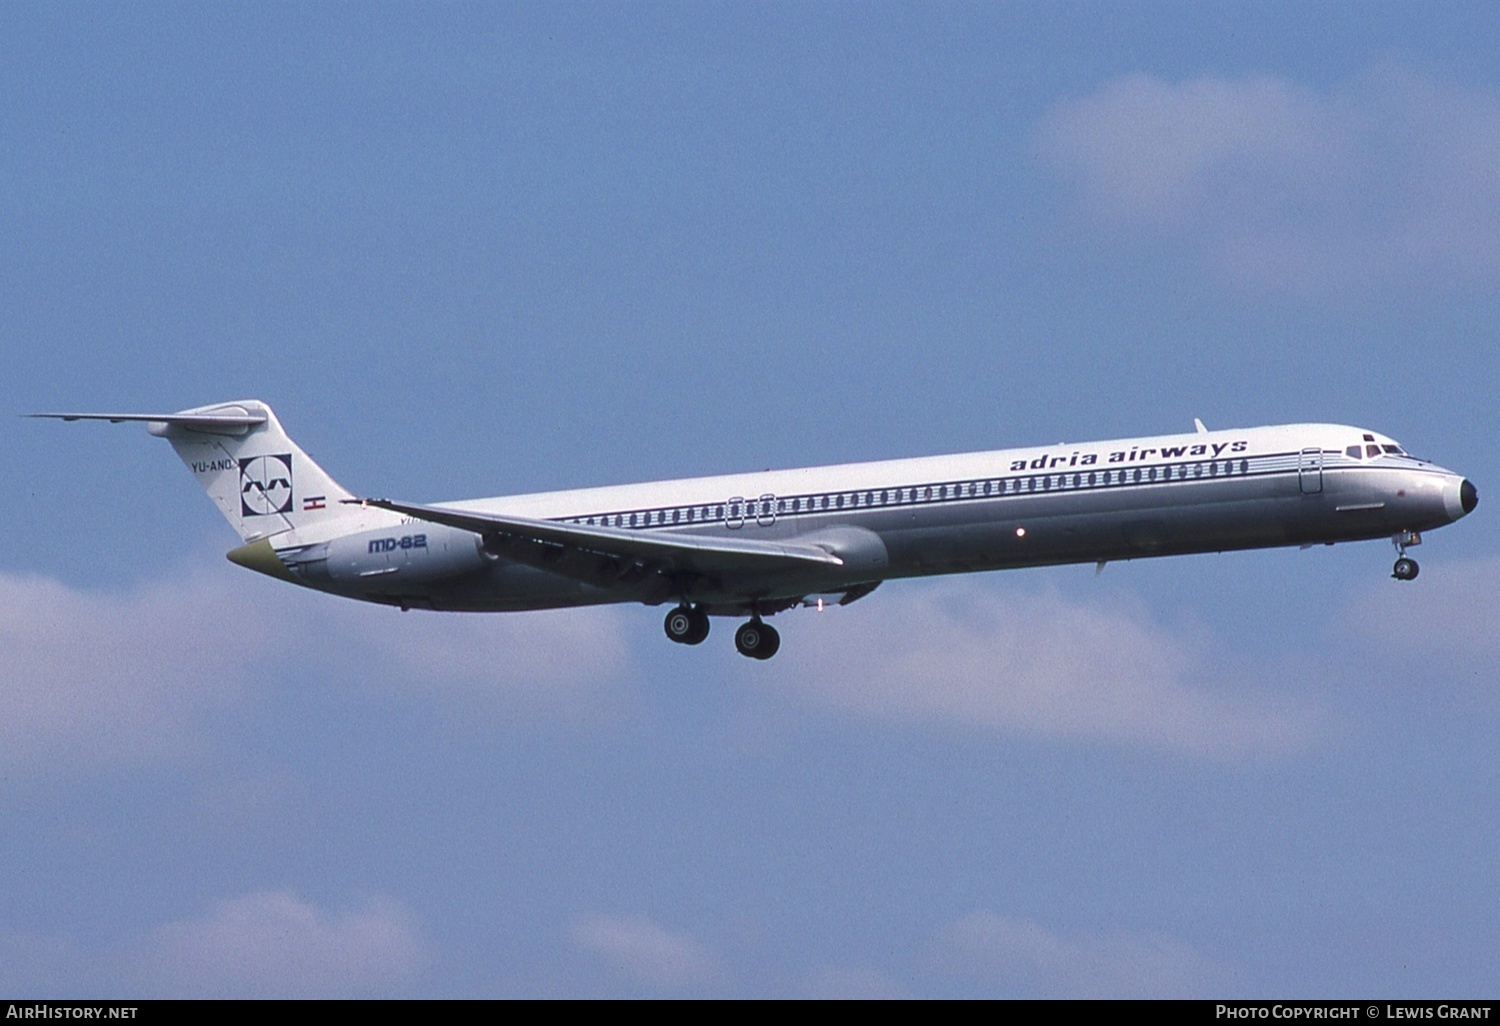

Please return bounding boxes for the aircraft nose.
[1444,476,1478,521]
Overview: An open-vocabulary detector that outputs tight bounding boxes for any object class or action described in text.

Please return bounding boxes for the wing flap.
[349,497,845,577]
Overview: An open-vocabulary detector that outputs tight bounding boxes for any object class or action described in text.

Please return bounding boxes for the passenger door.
[1299,448,1323,494]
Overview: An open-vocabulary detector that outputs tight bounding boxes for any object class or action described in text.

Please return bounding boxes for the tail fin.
[34,400,355,542]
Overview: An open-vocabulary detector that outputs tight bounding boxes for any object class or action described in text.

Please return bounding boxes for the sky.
[3,1,1499,998]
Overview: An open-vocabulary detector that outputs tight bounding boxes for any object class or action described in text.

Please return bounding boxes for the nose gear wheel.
[1391,531,1422,582]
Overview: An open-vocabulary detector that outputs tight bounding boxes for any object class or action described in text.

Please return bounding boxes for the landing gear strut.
[734,619,780,660]
[1392,530,1421,581]
[664,605,710,645]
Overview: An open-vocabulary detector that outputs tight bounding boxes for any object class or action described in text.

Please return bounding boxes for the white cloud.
[118,891,427,998]
[569,914,724,988]
[939,911,1221,998]
[1037,65,1500,299]
[747,581,1315,758]
[0,567,631,771]
[0,572,266,768]
[338,597,632,723]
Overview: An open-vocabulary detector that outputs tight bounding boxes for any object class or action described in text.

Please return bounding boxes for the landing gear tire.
[1392,557,1419,581]
[664,606,710,645]
[734,620,780,660]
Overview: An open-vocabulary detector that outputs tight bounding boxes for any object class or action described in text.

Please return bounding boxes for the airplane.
[35,401,1477,659]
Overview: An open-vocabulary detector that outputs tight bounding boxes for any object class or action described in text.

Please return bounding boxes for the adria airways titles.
[38,401,1477,659]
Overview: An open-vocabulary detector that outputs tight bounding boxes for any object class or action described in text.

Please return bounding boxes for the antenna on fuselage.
[1193,418,1208,434]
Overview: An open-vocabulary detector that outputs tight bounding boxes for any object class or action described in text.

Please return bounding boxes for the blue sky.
[3,2,1498,997]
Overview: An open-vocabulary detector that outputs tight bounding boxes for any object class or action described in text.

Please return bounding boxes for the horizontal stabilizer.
[349,497,846,577]
[29,410,267,435]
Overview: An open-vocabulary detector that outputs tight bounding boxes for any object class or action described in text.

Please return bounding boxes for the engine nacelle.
[798,525,889,579]
[318,524,490,584]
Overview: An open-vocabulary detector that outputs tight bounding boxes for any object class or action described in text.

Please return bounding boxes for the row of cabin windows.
[573,458,1258,529]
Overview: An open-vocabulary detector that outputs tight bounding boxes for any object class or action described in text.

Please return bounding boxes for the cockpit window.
[1346,445,1363,459]
[1366,444,1382,458]
[1382,444,1405,455]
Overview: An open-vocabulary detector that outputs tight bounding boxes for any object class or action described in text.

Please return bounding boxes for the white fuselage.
[285,422,1474,615]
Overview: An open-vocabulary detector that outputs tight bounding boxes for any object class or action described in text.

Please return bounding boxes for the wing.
[349,497,846,582]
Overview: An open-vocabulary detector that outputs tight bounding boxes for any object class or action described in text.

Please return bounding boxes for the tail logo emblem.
[239,454,293,516]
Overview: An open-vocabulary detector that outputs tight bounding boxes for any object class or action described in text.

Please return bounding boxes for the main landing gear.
[663,604,710,645]
[734,619,780,660]
[1392,530,1421,581]
[664,605,782,658]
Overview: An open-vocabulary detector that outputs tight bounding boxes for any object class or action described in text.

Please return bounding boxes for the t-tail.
[30,400,356,543]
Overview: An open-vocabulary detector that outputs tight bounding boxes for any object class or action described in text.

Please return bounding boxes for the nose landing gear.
[1391,530,1421,581]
